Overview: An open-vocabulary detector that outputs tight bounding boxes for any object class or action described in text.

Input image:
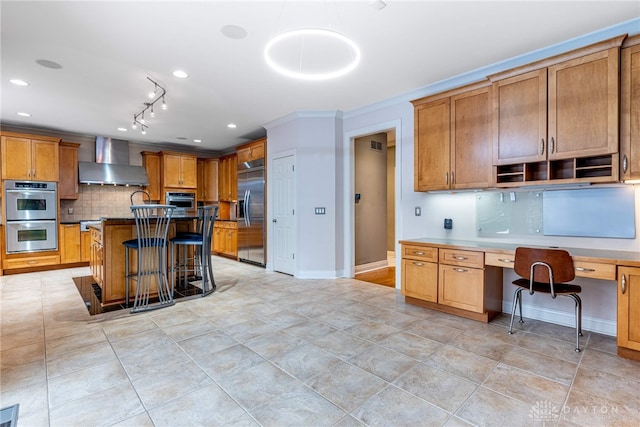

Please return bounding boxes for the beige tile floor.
[1,257,639,427]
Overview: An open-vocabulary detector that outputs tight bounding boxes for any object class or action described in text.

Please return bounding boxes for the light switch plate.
[415,207,421,216]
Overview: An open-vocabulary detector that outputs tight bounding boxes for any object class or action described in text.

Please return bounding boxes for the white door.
[272,153,296,275]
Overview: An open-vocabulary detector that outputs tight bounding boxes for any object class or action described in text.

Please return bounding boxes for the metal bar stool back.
[170,205,219,297]
[125,204,175,313]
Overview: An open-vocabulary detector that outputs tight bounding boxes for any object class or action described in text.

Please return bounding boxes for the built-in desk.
[399,238,640,361]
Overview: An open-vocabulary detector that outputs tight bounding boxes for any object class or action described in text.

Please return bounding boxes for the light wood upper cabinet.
[412,81,491,191]
[218,154,237,201]
[141,151,161,201]
[620,35,640,182]
[1,133,60,181]
[492,37,622,165]
[59,142,80,199]
[198,158,219,202]
[237,138,265,164]
[548,49,620,159]
[161,152,197,189]
[492,69,548,164]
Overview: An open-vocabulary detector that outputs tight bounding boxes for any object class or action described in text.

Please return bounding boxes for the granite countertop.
[399,237,640,266]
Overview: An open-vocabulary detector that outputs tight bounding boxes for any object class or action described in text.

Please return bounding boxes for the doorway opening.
[353,130,396,287]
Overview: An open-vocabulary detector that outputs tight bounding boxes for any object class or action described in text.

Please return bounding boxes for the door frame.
[343,119,403,287]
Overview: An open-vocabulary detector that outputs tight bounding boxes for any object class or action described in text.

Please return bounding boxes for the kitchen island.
[89,216,196,306]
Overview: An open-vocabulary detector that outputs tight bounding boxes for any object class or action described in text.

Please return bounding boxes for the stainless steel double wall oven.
[4,180,58,253]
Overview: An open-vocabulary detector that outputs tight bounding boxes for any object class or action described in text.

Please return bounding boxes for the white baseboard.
[355,260,388,274]
[502,300,616,337]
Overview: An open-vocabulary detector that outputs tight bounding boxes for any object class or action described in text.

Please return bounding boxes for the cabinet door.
[401,259,438,302]
[229,155,238,200]
[197,159,205,200]
[142,152,161,201]
[492,69,548,164]
[180,155,197,188]
[163,154,183,187]
[60,224,81,264]
[618,267,640,352]
[620,42,640,181]
[59,143,79,199]
[438,264,484,313]
[1,136,31,179]
[451,87,491,189]
[81,231,91,262]
[203,159,219,202]
[227,228,238,257]
[32,140,59,181]
[548,48,619,159]
[414,98,450,191]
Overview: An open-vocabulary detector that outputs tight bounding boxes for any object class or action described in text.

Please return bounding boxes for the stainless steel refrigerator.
[237,158,265,266]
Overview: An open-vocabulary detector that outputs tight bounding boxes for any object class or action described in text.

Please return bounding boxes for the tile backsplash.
[60,185,141,221]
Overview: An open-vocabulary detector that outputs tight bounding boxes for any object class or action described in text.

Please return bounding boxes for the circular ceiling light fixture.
[264,28,360,80]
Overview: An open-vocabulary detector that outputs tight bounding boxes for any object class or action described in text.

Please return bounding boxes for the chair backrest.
[513,247,575,283]
[130,190,152,205]
[199,205,219,247]
[130,204,175,247]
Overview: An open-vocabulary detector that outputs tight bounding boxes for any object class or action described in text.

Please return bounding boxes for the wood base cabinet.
[401,243,502,322]
[59,224,81,264]
[213,221,237,258]
[617,266,640,361]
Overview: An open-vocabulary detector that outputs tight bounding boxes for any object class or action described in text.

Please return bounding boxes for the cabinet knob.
[454,268,468,273]
[574,267,595,273]
[498,258,514,263]
[445,172,449,185]
[621,274,627,295]
[623,155,628,174]
[550,137,555,154]
[454,256,467,260]
[413,251,424,255]
[540,139,545,155]
[412,262,425,266]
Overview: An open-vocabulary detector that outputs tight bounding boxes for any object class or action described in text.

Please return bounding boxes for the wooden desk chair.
[508,247,583,352]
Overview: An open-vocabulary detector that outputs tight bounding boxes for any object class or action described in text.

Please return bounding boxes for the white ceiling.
[1,1,638,152]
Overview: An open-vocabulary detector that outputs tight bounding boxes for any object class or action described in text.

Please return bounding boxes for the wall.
[354,133,387,267]
[387,137,396,252]
[265,111,344,278]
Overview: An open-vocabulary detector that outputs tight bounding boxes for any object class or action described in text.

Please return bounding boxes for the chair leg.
[517,290,524,323]
[508,288,522,335]
[571,294,583,352]
[124,248,130,308]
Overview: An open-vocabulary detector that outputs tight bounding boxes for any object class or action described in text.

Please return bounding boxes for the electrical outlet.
[68,207,73,214]
[315,207,326,215]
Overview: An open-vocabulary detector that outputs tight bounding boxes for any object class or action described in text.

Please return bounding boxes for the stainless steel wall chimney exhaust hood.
[78,137,149,186]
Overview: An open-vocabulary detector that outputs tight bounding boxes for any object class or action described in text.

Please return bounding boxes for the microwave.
[165,191,196,215]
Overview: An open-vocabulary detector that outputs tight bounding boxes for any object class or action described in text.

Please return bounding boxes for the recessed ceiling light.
[221,24,248,40]
[117,127,127,132]
[172,70,189,78]
[264,29,361,80]
[227,123,237,129]
[17,112,31,117]
[10,79,28,86]
[194,139,202,143]
[36,59,63,69]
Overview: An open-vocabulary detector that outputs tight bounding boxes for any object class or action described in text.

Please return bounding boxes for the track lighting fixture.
[131,76,167,133]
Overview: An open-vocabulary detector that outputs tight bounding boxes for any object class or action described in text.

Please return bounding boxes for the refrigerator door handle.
[246,190,251,227]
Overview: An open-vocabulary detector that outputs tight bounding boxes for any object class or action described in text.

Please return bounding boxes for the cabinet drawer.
[573,261,616,281]
[485,252,615,280]
[485,252,516,268]
[402,245,438,262]
[438,264,484,313]
[439,249,484,268]
[3,255,61,270]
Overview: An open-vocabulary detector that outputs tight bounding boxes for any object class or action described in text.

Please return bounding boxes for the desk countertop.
[399,238,640,267]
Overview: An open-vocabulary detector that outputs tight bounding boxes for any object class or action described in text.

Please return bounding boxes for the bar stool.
[507,247,583,352]
[170,206,218,297]
[124,204,175,313]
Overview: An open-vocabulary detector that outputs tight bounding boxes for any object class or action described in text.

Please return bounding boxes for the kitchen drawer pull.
[412,262,425,266]
[413,251,425,255]
[550,137,555,153]
[498,258,514,263]
[454,268,467,273]
[574,267,595,273]
[623,155,628,174]
[445,172,449,185]
[454,256,467,260]
[621,274,626,295]
[540,139,545,155]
